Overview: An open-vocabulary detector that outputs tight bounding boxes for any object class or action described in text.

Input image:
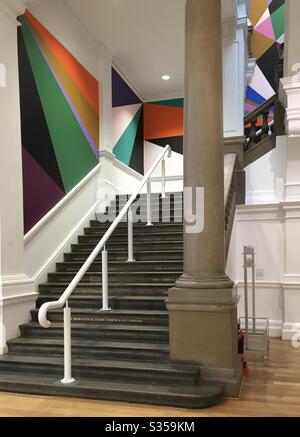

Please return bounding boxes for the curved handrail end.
[38,303,52,329]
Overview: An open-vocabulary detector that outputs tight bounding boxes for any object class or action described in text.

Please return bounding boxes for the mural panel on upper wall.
[18,10,99,234]
[246,0,285,120]
[144,99,184,155]
[112,67,144,175]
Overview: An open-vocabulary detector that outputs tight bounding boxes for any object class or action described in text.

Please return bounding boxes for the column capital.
[0,0,25,24]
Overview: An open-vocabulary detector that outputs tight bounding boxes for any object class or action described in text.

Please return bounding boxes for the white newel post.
[279,0,300,340]
[0,0,37,355]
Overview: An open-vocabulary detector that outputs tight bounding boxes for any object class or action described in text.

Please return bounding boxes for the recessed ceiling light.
[162,75,171,81]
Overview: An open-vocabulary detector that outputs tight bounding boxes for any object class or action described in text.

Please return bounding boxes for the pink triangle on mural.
[255,16,275,41]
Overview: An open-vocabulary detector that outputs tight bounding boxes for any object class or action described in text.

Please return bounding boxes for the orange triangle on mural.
[252,30,274,61]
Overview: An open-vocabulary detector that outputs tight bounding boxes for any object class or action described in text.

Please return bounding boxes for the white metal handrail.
[38,145,172,384]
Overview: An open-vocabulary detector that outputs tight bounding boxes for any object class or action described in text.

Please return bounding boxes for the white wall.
[245,136,287,204]
[226,205,285,337]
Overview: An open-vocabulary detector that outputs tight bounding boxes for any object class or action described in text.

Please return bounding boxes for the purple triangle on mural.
[255,16,276,41]
[22,146,65,234]
[267,0,273,6]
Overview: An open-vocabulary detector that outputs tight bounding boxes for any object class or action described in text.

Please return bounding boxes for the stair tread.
[31,309,167,316]
[0,354,198,373]
[39,282,172,289]
[59,261,183,265]
[7,337,169,351]
[38,293,167,300]
[49,270,178,276]
[0,371,223,408]
[21,322,169,331]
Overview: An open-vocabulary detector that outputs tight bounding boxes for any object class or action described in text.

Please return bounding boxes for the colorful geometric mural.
[18,11,99,234]
[246,0,285,119]
[112,68,144,174]
[144,99,184,155]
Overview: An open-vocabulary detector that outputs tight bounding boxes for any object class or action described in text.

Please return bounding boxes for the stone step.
[0,371,223,409]
[65,250,183,262]
[20,322,169,343]
[56,260,183,273]
[116,193,183,201]
[0,354,199,386]
[86,223,183,235]
[89,221,183,230]
[30,308,168,326]
[37,293,167,310]
[47,271,180,284]
[78,232,183,244]
[7,337,170,362]
[39,282,170,297]
[97,211,183,223]
[71,241,183,252]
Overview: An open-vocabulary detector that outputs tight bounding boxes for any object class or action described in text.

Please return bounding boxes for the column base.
[167,285,243,398]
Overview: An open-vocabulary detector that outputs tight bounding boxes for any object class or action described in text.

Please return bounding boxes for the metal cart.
[239,246,269,361]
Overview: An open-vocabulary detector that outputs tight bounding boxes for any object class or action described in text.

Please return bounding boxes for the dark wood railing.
[244,93,285,167]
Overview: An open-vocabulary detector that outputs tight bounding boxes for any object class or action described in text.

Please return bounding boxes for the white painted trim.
[98,179,127,195]
[99,149,115,161]
[282,276,300,286]
[30,200,99,285]
[24,164,101,244]
[236,203,284,222]
[113,158,144,181]
[1,274,33,286]
[0,292,38,308]
[282,323,300,341]
[150,175,183,183]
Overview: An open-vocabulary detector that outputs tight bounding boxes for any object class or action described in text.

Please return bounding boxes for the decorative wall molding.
[0,291,38,308]
[99,149,115,162]
[24,164,101,244]
[236,203,284,222]
[279,76,300,137]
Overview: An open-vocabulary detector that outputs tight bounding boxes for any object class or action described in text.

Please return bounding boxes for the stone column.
[167,0,242,397]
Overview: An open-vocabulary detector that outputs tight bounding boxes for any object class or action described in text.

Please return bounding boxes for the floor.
[0,339,300,417]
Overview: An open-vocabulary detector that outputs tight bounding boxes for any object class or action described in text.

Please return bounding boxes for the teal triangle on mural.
[149,98,184,108]
[113,107,142,166]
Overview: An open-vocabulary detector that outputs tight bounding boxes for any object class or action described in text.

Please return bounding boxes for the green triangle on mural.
[271,4,285,40]
[113,107,142,166]
[19,16,98,193]
[149,98,184,108]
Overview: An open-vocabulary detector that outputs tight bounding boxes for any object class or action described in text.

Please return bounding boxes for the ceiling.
[63,0,185,101]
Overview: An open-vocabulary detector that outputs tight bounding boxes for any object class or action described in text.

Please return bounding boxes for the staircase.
[0,193,224,409]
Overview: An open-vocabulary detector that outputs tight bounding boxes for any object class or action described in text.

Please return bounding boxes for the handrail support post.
[127,207,135,262]
[100,245,111,311]
[161,157,166,199]
[146,179,152,226]
[61,301,75,385]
